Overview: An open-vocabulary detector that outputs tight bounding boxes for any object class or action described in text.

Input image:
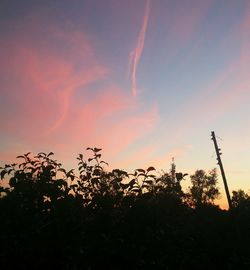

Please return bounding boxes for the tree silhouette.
[0,149,250,269]
[232,189,250,208]
[189,168,220,207]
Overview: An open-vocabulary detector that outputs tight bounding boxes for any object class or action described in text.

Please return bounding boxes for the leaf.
[176,173,183,181]
[47,152,54,157]
[37,152,46,157]
[100,161,109,166]
[7,169,14,175]
[93,148,102,153]
[9,177,17,187]
[136,169,145,173]
[16,155,25,159]
[128,179,136,187]
[147,166,156,172]
[120,183,130,189]
[0,170,7,180]
[58,168,67,174]
[112,169,128,176]
[66,169,75,178]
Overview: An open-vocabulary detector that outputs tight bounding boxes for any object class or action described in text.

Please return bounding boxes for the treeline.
[0,148,249,269]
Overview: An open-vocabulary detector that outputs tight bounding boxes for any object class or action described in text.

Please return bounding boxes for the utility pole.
[211,131,232,210]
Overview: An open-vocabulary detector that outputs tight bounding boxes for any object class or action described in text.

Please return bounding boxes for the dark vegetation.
[0,148,250,269]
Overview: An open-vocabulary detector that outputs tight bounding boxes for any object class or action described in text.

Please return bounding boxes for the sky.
[1,0,250,207]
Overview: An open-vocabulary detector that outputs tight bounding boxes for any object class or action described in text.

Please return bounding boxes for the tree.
[155,172,186,199]
[1,149,250,269]
[189,169,220,207]
[232,189,249,208]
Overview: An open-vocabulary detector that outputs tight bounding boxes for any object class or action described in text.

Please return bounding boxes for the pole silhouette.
[211,131,232,210]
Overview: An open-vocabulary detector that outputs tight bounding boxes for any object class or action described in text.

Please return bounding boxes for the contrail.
[129,0,150,97]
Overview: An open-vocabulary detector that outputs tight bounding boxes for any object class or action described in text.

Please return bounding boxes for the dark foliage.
[0,149,249,269]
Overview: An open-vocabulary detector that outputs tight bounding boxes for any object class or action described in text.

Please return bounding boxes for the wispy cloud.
[0,9,159,166]
[0,28,107,137]
[129,0,150,97]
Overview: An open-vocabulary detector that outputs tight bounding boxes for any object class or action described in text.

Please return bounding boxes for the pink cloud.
[49,95,159,166]
[0,22,107,140]
[111,142,191,173]
[98,104,158,156]
[0,10,159,168]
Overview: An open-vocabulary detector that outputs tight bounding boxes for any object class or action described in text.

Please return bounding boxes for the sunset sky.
[1,0,250,207]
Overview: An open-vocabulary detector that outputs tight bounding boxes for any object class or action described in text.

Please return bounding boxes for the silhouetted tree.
[189,168,220,207]
[155,171,187,200]
[1,149,250,269]
[232,189,250,208]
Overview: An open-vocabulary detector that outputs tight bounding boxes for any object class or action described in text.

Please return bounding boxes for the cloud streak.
[129,0,150,97]
[0,8,159,167]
